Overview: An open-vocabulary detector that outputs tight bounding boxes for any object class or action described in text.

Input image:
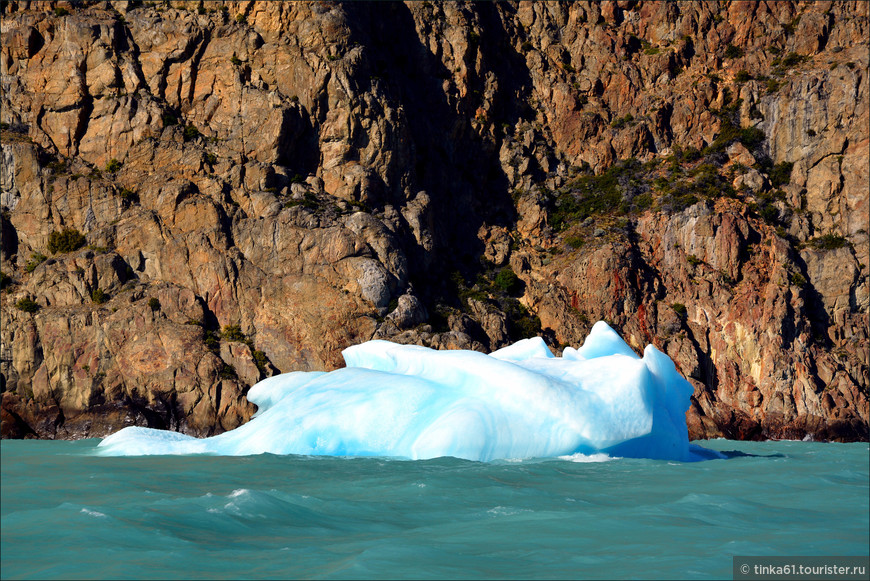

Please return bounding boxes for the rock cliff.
[1,0,867,441]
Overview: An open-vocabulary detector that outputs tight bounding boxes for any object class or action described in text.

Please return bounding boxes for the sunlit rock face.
[98,322,717,462]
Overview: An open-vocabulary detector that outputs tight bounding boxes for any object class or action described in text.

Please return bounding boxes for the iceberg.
[98,322,718,461]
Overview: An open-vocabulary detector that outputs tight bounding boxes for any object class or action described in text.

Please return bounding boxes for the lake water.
[1,439,867,579]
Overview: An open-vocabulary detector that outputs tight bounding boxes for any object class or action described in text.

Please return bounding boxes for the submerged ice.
[99,322,714,461]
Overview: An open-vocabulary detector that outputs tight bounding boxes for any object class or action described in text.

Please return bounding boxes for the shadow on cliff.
[341,2,532,304]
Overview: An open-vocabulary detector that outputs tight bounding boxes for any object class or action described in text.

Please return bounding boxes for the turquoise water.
[2,440,868,580]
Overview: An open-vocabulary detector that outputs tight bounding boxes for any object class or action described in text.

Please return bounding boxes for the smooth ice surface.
[98,322,714,461]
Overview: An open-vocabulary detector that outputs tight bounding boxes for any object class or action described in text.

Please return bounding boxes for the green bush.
[550,159,642,230]
[253,350,268,372]
[148,297,161,311]
[809,234,849,250]
[734,70,752,83]
[15,297,40,312]
[781,52,805,67]
[54,7,69,17]
[221,324,247,342]
[724,44,743,59]
[687,255,702,266]
[91,288,108,304]
[218,363,237,379]
[766,79,782,93]
[230,55,242,66]
[24,253,47,273]
[633,192,654,211]
[284,192,320,210]
[739,126,765,148]
[235,13,246,23]
[105,158,122,173]
[503,298,541,340]
[493,268,521,295]
[204,329,220,351]
[565,235,585,249]
[119,188,139,203]
[183,124,200,141]
[48,228,86,254]
[610,114,634,129]
[162,114,178,127]
[790,272,807,287]
[769,161,793,187]
[671,302,688,318]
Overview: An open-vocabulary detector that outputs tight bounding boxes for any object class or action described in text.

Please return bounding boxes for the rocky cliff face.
[1,0,867,441]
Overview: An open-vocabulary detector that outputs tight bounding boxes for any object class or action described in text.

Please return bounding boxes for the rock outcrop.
[1,1,867,441]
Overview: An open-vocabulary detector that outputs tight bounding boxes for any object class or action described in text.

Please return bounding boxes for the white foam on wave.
[558,452,615,463]
[98,321,719,462]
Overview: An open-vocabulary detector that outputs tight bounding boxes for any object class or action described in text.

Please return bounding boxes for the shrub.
[565,235,585,249]
[769,161,793,187]
[91,288,108,304]
[47,159,68,173]
[634,192,653,211]
[284,192,319,210]
[205,153,217,165]
[148,297,161,311]
[183,124,200,141]
[809,234,849,250]
[119,188,139,203]
[611,114,634,129]
[54,7,69,17]
[221,324,247,342]
[230,55,242,66]
[105,158,122,173]
[48,228,86,254]
[503,298,541,340]
[687,254,702,266]
[204,329,220,351]
[781,52,805,67]
[493,268,522,295]
[550,159,642,229]
[162,114,178,127]
[24,253,48,273]
[15,298,40,312]
[218,363,237,379]
[671,302,688,318]
[253,350,268,372]
[235,13,246,23]
[739,126,765,148]
[790,272,807,287]
[724,44,743,59]
[734,70,752,83]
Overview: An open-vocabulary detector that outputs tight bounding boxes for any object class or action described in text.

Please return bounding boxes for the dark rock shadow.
[340,2,532,306]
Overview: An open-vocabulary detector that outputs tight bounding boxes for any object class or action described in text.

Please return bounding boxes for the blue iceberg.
[98,322,718,461]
